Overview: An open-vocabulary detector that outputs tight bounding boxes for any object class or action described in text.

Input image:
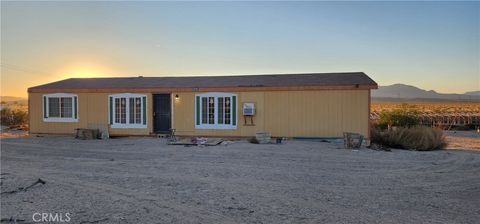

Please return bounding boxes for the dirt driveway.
[1,137,480,223]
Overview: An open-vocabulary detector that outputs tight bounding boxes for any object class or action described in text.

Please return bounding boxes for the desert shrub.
[0,107,28,129]
[377,107,419,129]
[371,126,446,151]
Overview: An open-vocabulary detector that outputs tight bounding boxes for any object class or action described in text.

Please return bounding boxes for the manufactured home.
[28,72,377,138]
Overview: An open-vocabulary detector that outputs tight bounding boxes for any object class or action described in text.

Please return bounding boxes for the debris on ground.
[99,130,109,140]
[0,217,26,223]
[255,132,271,144]
[250,136,286,144]
[343,132,363,149]
[369,143,392,152]
[250,134,287,145]
[168,137,223,146]
[221,140,235,146]
[168,138,197,146]
[275,137,285,144]
[1,178,46,195]
[75,129,100,140]
[249,137,259,144]
[193,137,208,145]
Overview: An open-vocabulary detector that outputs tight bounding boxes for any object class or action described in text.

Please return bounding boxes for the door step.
[156,134,168,138]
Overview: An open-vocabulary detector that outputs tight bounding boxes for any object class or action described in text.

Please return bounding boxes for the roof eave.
[28,84,378,93]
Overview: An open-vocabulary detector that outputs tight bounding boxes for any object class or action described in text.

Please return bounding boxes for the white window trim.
[195,92,237,130]
[43,93,78,122]
[109,93,147,129]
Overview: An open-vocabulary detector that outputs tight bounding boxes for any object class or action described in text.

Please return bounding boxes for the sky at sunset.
[1,1,479,97]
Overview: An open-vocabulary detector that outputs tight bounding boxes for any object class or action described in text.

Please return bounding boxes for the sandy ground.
[1,136,480,224]
[0,126,28,139]
[445,131,480,151]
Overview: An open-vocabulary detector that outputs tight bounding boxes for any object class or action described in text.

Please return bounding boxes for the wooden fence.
[370,111,480,128]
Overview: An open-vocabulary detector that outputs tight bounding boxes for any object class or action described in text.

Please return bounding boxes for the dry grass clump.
[371,126,446,151]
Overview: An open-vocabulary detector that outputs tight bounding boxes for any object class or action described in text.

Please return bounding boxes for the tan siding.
[29,92,152,135]
[172,90,369,138]
[30,90,370,138]
[239,92,265,136]
[171,93,196,136]
[264,91,289,137]
[268,90,369,137]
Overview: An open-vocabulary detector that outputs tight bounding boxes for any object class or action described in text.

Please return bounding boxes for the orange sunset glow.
[1,1,478,98]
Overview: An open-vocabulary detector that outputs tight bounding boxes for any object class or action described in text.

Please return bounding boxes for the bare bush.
[0,108,28,129]
[371,126,446,151]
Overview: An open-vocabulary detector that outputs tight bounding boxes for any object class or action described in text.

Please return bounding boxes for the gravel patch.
[1,136,480,223]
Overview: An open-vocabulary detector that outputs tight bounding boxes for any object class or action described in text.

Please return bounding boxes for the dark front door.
[153,94,171,133]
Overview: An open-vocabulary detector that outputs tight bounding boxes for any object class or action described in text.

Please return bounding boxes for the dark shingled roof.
[29,72,377,91]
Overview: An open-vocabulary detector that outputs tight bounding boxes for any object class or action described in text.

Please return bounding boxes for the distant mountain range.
[465,91,480,96]
[372,84,480,102]
[1,96,27,102]
[0,96,28,107]
[1,85,479,103]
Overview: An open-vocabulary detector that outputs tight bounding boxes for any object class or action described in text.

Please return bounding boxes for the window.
[195,93,237,129]
[43,93,78,122]
[109,93,146,128]
[129,97,142,124]
[218,97,231,125]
